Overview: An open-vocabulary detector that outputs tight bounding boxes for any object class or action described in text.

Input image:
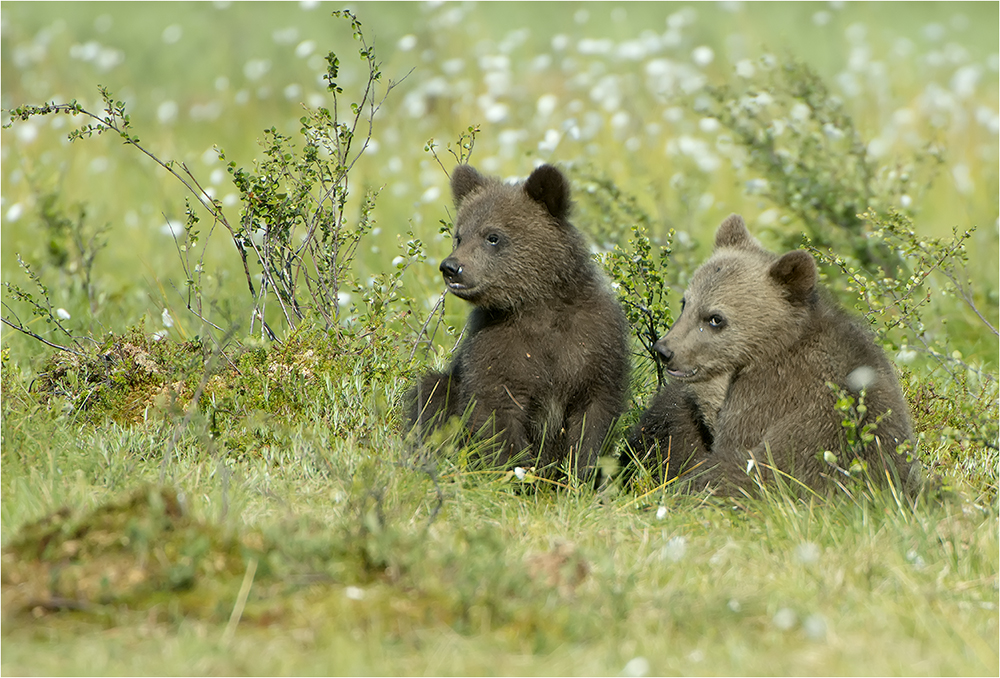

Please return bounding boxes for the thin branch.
[1,316,84,356]
[408,292,448,363]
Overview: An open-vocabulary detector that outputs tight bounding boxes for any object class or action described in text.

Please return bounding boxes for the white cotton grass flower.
[667,8,696,30]
[699,117,720,133]
[56,308,71,320]
[160,219,184,237]
[655,506,667,520]
[846,365,876,392]
[161,24,182,45]
[804,614,828,641]
[14,121,38,144]
[578,38,613,55]
[837,71,863,99]
[397,34,417,52]
[295,39,316,58]
[538,129,561,153]
[161,308,174,328]
[484,71,511,97]
[906,549,926,570]
[344,586,365,600]
[420,186,441,203]
[794,541,821,565]
[610,110,630,131]
[483,101,509,124]
[442,58,464,76]
[210,168,226,185]
[157,100,178,124]
[975,106,999,134]
[243,59,271,81]
[735,59,755,78]
[822,122,845,141]
[272,27,298,45]
[896,345,917,364]
[660,536,687,562]
[6,203,24,222]
[758,209,780,226]
[790,102,811,122]
[952,164,974,195]
[691,45,714,67]
[621,656,650,677]
[867,136,892,159]
[513,467,527,481]
[773,607,797,631]
[662,106,684,123]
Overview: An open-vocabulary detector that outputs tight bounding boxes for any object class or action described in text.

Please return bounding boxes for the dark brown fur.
[407,164,630,479]
[628,214,920,494]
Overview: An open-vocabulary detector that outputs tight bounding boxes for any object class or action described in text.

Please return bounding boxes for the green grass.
[2,2,998,675]
[1,417,997,675]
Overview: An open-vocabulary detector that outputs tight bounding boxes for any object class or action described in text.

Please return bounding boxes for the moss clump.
[24,321,412,459]
[33,322,207,425]
[1,486,263,618]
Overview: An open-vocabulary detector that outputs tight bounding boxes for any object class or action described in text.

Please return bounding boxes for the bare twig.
[0,315,84,356]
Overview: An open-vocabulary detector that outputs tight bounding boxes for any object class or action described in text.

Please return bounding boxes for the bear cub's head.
[655,214,818,381]
[439,164,590,311]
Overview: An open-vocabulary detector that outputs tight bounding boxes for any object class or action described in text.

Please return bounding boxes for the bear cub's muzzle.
[654,337,699,380]
[440,257,468,290]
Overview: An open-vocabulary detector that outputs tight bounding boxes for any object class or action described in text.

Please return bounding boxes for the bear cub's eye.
[706,314,727,329]
[486,233,501,246]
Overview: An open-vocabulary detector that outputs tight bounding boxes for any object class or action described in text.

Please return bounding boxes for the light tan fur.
[628,215,920,494]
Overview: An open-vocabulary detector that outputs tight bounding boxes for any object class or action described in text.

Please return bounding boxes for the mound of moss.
[2,486,263,619]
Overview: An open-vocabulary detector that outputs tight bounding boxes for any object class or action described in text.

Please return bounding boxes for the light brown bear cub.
[628,214,919,494]
[407,164,630,479]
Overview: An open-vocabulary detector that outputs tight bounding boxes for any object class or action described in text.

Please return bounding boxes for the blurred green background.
[2,1,997,364]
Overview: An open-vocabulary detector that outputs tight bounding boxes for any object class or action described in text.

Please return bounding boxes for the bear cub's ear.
[769,250,817,304]
[524,164,571,221]
[713,214,757,250]
[451,164,487,208]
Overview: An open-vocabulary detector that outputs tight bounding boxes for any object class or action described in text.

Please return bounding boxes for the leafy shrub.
[695,57,943,271]
[4,10,420,348]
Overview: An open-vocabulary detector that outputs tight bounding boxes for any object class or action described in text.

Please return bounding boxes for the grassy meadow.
[1,2,998,675]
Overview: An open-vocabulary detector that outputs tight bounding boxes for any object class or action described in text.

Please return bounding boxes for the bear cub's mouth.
[445,280,480,299]
[665,367,699,380]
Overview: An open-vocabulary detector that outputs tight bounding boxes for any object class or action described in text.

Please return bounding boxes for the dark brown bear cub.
[628,214,920,494]
[407,163,629,479]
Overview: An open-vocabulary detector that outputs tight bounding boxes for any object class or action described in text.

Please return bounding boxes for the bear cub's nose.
[654,340,674,364]
[440,258,463,279]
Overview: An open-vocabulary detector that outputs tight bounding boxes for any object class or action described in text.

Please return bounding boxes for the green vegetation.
[2,3,997,675]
